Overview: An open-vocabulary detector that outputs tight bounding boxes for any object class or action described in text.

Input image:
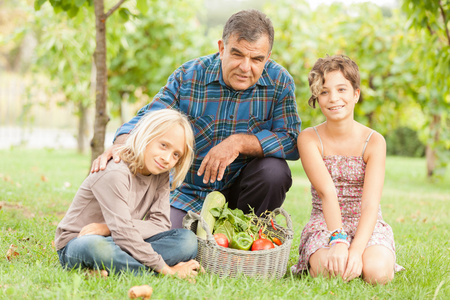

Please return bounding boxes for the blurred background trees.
[0,0,448,179]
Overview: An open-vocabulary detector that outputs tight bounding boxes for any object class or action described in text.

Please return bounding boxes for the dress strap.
[361,130,375,157]
[313,126,324,157]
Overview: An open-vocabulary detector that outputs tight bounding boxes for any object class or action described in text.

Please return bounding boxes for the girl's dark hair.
[308,55,360,108]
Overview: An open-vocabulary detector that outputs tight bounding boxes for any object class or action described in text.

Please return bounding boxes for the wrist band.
[328,228,348,246]
[329,239,350,247]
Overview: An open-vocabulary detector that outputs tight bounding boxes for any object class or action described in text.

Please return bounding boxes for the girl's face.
[139,124,185,176]
[317,70,360,121]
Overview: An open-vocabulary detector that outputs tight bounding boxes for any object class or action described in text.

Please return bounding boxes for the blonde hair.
[117,109,194,190]
[308,55,360,108]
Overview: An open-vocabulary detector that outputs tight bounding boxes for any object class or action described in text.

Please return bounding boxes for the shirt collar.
[204,53,275,89]
[204,54,221,85]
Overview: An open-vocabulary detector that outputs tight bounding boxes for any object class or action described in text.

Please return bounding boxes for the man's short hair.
[222,9,274,52]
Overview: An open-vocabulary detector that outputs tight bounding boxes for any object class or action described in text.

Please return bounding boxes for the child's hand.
[343,249,363,282]
[160,259,203,279]
[325,243,349,278]
[78,223,111,237]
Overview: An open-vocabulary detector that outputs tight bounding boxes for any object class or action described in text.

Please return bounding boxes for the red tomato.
[251,238,275,251]
[214,233,229,247]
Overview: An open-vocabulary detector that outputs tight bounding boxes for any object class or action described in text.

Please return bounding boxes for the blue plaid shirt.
[115,52,301,213]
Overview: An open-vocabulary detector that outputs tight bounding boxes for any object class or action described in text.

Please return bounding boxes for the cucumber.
[196,191,226,239]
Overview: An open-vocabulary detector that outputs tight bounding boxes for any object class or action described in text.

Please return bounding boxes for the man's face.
[218,34,271,91]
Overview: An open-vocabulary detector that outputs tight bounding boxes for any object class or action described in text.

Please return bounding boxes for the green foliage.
[106,0,209,116]
[266,0,417,135]
[20,0,449,175]
[30,0,210,120]
[34,0,92,17]
[400,0,450,175]
[32,3,95,109]
[266,0,449,176]
[1,150,450,299]
[386,127,426,157]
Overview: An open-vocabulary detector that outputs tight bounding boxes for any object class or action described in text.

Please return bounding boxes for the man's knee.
[170,206,187,229]
[248,158,292,188]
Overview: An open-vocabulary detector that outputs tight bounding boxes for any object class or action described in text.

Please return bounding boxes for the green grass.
[1,149,449,299]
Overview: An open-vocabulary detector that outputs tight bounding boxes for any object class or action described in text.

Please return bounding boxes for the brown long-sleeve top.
[55,160,171,271]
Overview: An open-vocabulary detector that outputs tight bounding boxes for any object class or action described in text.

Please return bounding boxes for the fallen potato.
[128,285,153,299]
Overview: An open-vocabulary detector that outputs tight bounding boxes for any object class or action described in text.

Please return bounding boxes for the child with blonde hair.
[55,109,201,278]
[291,55,403,284]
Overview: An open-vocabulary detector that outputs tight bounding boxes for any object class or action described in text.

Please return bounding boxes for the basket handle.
[272,207,294,234]
[182,211,216,243]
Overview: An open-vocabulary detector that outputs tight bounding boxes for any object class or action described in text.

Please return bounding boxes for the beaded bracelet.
[328,228,349,247]
[329,239,350,247]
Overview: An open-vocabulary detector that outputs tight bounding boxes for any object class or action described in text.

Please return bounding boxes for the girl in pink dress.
[291,55,403,284]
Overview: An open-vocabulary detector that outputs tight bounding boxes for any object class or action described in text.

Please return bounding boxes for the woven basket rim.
[183,207,293,254]
[183,207,294,278]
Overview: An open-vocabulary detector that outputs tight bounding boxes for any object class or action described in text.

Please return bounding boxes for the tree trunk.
[77,101,89,154]
[90,0,110,163]
[425,145,436,177]
[426,113,441,177]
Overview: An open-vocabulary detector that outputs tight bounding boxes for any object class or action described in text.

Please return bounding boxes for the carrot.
[128,285,153,299]
[272,237,282,246]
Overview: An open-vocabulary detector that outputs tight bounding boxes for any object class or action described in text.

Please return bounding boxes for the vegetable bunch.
[197,191,283,251]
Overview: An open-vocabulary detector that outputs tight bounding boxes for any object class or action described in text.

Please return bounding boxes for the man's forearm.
[230,134,263,157]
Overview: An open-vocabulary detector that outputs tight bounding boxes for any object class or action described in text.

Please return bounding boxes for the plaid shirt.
[115,52,301,213]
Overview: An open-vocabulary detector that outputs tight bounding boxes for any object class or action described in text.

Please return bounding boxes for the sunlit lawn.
[1,149,449,299]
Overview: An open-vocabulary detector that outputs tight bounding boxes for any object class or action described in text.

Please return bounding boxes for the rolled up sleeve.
[255,82,301,160]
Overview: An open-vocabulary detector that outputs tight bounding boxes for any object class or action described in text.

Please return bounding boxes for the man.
[91,9,301,228]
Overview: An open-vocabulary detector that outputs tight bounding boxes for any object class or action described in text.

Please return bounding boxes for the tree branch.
[438,0,450,46]
[105,0,126,19]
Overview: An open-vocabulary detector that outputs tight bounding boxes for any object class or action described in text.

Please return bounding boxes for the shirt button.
[230,115,234,119]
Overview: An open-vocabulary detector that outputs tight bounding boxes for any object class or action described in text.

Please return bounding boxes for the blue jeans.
[57,229,197,275]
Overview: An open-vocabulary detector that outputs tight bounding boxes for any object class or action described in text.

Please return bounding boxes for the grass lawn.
[1,149,449,299]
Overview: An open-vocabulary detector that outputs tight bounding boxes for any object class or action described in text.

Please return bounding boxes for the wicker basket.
[182,207,294,279]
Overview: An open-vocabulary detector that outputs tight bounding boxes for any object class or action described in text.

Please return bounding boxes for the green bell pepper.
[229,232,253,251]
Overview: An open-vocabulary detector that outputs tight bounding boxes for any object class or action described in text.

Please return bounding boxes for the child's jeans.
[57,228,197,275]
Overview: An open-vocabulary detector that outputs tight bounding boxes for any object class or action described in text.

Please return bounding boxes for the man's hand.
[78,223,111,237]
[197,137,239,184]
[90,134,128,173]
[90,144,121,173]
[197,134,262,184]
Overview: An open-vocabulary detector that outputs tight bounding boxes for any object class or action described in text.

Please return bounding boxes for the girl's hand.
[343,248,363,282]
[78,223,111,237]
[159,259,203,279]
[325,243,349,278]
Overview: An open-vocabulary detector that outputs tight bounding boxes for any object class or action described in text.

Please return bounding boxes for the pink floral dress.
[291,129,404,274]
